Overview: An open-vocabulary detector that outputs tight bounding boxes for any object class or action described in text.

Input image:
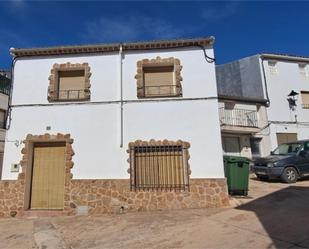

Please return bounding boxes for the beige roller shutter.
[30,145,66,210]
[134,146,185,189]
[58,70,85,99]
[301,91,309,107]
[143,66,174,96]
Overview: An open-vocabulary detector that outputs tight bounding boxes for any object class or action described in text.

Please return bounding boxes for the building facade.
[0,71,10,178]
[0,38,229,217]
[216,53,309,158]
[260,54,309,149]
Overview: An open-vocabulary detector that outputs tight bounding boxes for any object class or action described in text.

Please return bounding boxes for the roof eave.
[10,37,215,58]
[260,53,309,63]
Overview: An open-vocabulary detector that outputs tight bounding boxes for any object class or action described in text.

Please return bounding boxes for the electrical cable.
[197,45,216,63]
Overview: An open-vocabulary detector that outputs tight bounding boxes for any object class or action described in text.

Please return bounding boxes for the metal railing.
[0,75,11,95]
[143,85,180,97]
[130,145,189,191]
[57,89,86,100]
[219,108,258,127]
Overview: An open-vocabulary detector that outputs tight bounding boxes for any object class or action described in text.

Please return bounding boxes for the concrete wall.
[2,47,225,180]
[216,55,265,100]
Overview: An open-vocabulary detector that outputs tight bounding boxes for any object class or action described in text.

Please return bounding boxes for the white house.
[0,38,229,217]
[260,53,309,149]
[216,53,309,158]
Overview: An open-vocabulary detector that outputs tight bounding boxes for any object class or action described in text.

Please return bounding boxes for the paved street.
[1,176,309,249]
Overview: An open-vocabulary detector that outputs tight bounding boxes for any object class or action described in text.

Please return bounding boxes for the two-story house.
[0,37,229,217]
[216,53,309,158]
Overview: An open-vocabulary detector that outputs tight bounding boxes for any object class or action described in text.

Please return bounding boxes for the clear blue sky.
[1,1,308,69]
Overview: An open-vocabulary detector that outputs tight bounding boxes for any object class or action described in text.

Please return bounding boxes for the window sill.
[137,95,182,99]
[48,98,90,103]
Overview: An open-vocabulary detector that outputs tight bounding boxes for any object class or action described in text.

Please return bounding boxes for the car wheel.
[281,167,298,183]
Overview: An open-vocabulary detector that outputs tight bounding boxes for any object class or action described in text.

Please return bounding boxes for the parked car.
[252,140,309,183]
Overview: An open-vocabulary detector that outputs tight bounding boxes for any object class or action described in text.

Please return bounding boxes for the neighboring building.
[216,53,309,157]
[0,38,229,217]
[0,71,10,178]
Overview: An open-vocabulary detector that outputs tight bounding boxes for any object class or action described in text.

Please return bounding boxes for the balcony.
[141,85,181,98]
[219,107,259,133]
[56,89,88,101]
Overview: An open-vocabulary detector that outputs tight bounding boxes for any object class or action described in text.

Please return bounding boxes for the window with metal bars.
[128,141,190,191]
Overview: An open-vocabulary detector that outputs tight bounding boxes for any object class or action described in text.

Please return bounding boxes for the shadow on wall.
[236,183,309,248]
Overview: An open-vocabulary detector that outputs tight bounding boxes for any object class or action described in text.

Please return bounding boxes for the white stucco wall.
[2,47,224,180]
[260,58,309,149]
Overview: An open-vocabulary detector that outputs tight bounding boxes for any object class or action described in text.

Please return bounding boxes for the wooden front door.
[30,144,66,210]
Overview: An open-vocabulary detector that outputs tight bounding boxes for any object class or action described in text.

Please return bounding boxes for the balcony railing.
[143,85,181,97]
[219,108,258,127]
[57,89,86,100]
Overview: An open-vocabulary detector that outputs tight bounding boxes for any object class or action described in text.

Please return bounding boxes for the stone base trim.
[0,180,24,218]
[69,178,229,215]
[0,178,229,217]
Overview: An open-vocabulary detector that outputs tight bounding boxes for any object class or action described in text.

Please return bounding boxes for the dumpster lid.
[223,155,251,163]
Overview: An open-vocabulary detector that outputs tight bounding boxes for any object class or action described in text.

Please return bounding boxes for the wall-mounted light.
[287,90,299,111]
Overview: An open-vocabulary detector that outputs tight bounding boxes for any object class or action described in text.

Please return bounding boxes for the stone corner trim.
[135,56,183,98]
[48,62,91,102]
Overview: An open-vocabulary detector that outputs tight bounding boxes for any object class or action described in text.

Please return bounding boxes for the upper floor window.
[135,57,182,98]
[48,63,91,102]
[299,63,308,79]
[268,60,278,75]
[301,91,309,109]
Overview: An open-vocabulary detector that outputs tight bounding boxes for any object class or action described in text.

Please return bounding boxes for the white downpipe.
[119,44,124,148]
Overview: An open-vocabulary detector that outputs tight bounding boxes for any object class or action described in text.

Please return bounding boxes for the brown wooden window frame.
[135,57,183,98]
[48,63,91,102]
[127,140,191,191]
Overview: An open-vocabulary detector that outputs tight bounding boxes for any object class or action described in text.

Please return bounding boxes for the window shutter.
[301,92,309,108]
[143,66,174,96]
[58,70,85,99]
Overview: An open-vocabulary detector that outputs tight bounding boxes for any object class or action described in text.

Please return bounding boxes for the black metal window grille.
[130,145,190,191]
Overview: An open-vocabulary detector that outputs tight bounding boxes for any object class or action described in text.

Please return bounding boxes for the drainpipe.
[119,44,124,148]
[7,53,18,130]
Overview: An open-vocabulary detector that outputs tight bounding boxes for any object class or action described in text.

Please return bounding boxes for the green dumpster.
[223,155,250,196]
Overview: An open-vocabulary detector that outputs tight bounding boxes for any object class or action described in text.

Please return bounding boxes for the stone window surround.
[48,62,91,102]
[135,57,183,98]
[127,139,191,191]
[18,133,74,211]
